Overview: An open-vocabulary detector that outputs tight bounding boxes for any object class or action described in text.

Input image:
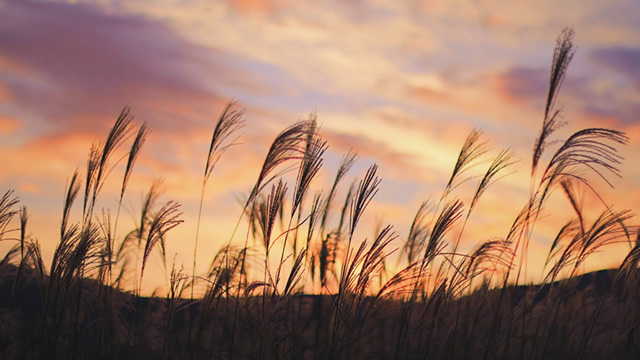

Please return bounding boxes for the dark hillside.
[2,262,640,359]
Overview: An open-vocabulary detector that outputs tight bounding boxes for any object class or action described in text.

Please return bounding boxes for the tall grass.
[0,28,638,360]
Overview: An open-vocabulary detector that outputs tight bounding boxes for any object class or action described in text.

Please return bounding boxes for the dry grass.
[0,28,638,360]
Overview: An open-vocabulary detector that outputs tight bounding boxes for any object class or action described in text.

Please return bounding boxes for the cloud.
[487,64,640,131]
[579,101,640,128]
[0,81,9,102]
[492,67,548,107]
[228,0,277,15]
[0,131,99,183]
[323,131,419,175]
[591,46,640,90]
[0,0,251,136]
[319,107,489,190]
[0,114,20,134]
[19,182,40,194]
[407,85,451,106]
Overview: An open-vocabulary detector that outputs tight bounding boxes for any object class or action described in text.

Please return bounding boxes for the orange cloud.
[481,14,507,29]
[408,86,450,105]
[19,182,40,194]
[491,67,548,107]
[0,83,8,102]
[0,132,92,183]
[0,115,20,134]
[229,0,276,14]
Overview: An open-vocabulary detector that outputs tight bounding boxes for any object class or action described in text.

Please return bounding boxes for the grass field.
[0,28,638,359]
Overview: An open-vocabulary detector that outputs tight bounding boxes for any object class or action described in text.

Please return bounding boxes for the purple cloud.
[591,46,640,90]
[493,67,548,107]
[0,0,244,134]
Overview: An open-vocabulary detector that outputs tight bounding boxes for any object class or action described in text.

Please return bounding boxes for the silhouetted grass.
[0,28,638,360]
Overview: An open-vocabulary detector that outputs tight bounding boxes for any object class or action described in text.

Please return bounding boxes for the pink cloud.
[491,67,548,107]
[407,86,451,105]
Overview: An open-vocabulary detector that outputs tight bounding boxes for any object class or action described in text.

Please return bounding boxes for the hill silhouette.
[2,262,640,359]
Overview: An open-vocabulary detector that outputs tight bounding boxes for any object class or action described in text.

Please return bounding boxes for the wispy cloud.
[0,0,258,136]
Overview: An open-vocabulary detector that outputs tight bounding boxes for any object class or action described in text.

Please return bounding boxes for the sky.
[1,0,639,293]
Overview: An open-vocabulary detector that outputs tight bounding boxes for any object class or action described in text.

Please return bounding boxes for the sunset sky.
[1,0,639,292]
